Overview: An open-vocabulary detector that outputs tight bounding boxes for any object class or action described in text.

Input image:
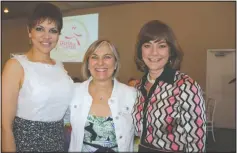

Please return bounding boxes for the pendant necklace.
[99,96,104,101]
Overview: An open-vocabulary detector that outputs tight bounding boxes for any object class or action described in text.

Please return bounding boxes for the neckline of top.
[21,54,57,67]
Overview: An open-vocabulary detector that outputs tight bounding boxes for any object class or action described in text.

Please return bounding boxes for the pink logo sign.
[58,21,88,50]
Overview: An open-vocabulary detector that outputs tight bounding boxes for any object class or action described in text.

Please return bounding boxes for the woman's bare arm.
[2,59,23,152]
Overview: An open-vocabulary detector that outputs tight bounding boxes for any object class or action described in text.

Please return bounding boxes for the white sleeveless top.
[13,55,74,122]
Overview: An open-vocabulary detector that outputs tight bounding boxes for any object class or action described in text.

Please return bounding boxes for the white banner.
[50,13,98,62]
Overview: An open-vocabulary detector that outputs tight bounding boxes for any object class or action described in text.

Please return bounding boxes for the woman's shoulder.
[116,80,136,93]
[2,58,24,84]
[175,71,192,81]
[115,81,137,100]
[71,81,88,101]
[174,71,202,88]
[3,58,24,73]
[74,80,88,88]
[5,57,21,66]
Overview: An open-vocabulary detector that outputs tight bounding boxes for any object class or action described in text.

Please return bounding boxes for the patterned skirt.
[13,116,64,152]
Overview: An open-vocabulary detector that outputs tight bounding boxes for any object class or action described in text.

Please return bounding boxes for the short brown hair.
[135,20,183,72]
[81,39,120,81]
[27,2,63,33]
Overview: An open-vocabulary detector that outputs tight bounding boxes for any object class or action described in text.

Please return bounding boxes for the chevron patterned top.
[132,67,206,152]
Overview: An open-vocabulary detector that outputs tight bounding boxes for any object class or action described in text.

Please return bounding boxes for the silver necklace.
[147,73,155,84]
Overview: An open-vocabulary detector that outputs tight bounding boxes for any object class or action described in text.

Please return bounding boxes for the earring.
[169,60,172,65]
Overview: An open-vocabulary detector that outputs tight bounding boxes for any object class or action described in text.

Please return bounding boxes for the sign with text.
[50,13,98,62]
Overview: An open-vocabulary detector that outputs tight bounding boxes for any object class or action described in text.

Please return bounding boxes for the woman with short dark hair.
[2,3,73,152]
[132,20,206,152]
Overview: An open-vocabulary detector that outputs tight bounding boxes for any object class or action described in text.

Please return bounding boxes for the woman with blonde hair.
[68,39,137,152]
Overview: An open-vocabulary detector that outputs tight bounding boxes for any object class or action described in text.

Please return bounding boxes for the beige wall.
[2,2,235,90]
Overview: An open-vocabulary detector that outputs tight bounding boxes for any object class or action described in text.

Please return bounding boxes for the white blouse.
[13,55,74,121]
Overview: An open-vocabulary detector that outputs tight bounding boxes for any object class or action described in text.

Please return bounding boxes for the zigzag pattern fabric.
[132,71,206,152]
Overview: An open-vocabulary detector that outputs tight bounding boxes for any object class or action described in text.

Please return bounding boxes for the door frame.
[206,48,236,98]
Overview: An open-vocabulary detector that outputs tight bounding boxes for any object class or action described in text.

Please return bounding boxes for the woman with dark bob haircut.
[132,20,206,152]
[2,3,73,152]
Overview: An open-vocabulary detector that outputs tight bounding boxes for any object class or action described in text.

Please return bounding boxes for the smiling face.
[29,19,59,54]
[142,39,170,74]
[88,42,116,82]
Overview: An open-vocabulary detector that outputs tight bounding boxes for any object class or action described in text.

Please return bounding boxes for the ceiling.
[1,1,136,20]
